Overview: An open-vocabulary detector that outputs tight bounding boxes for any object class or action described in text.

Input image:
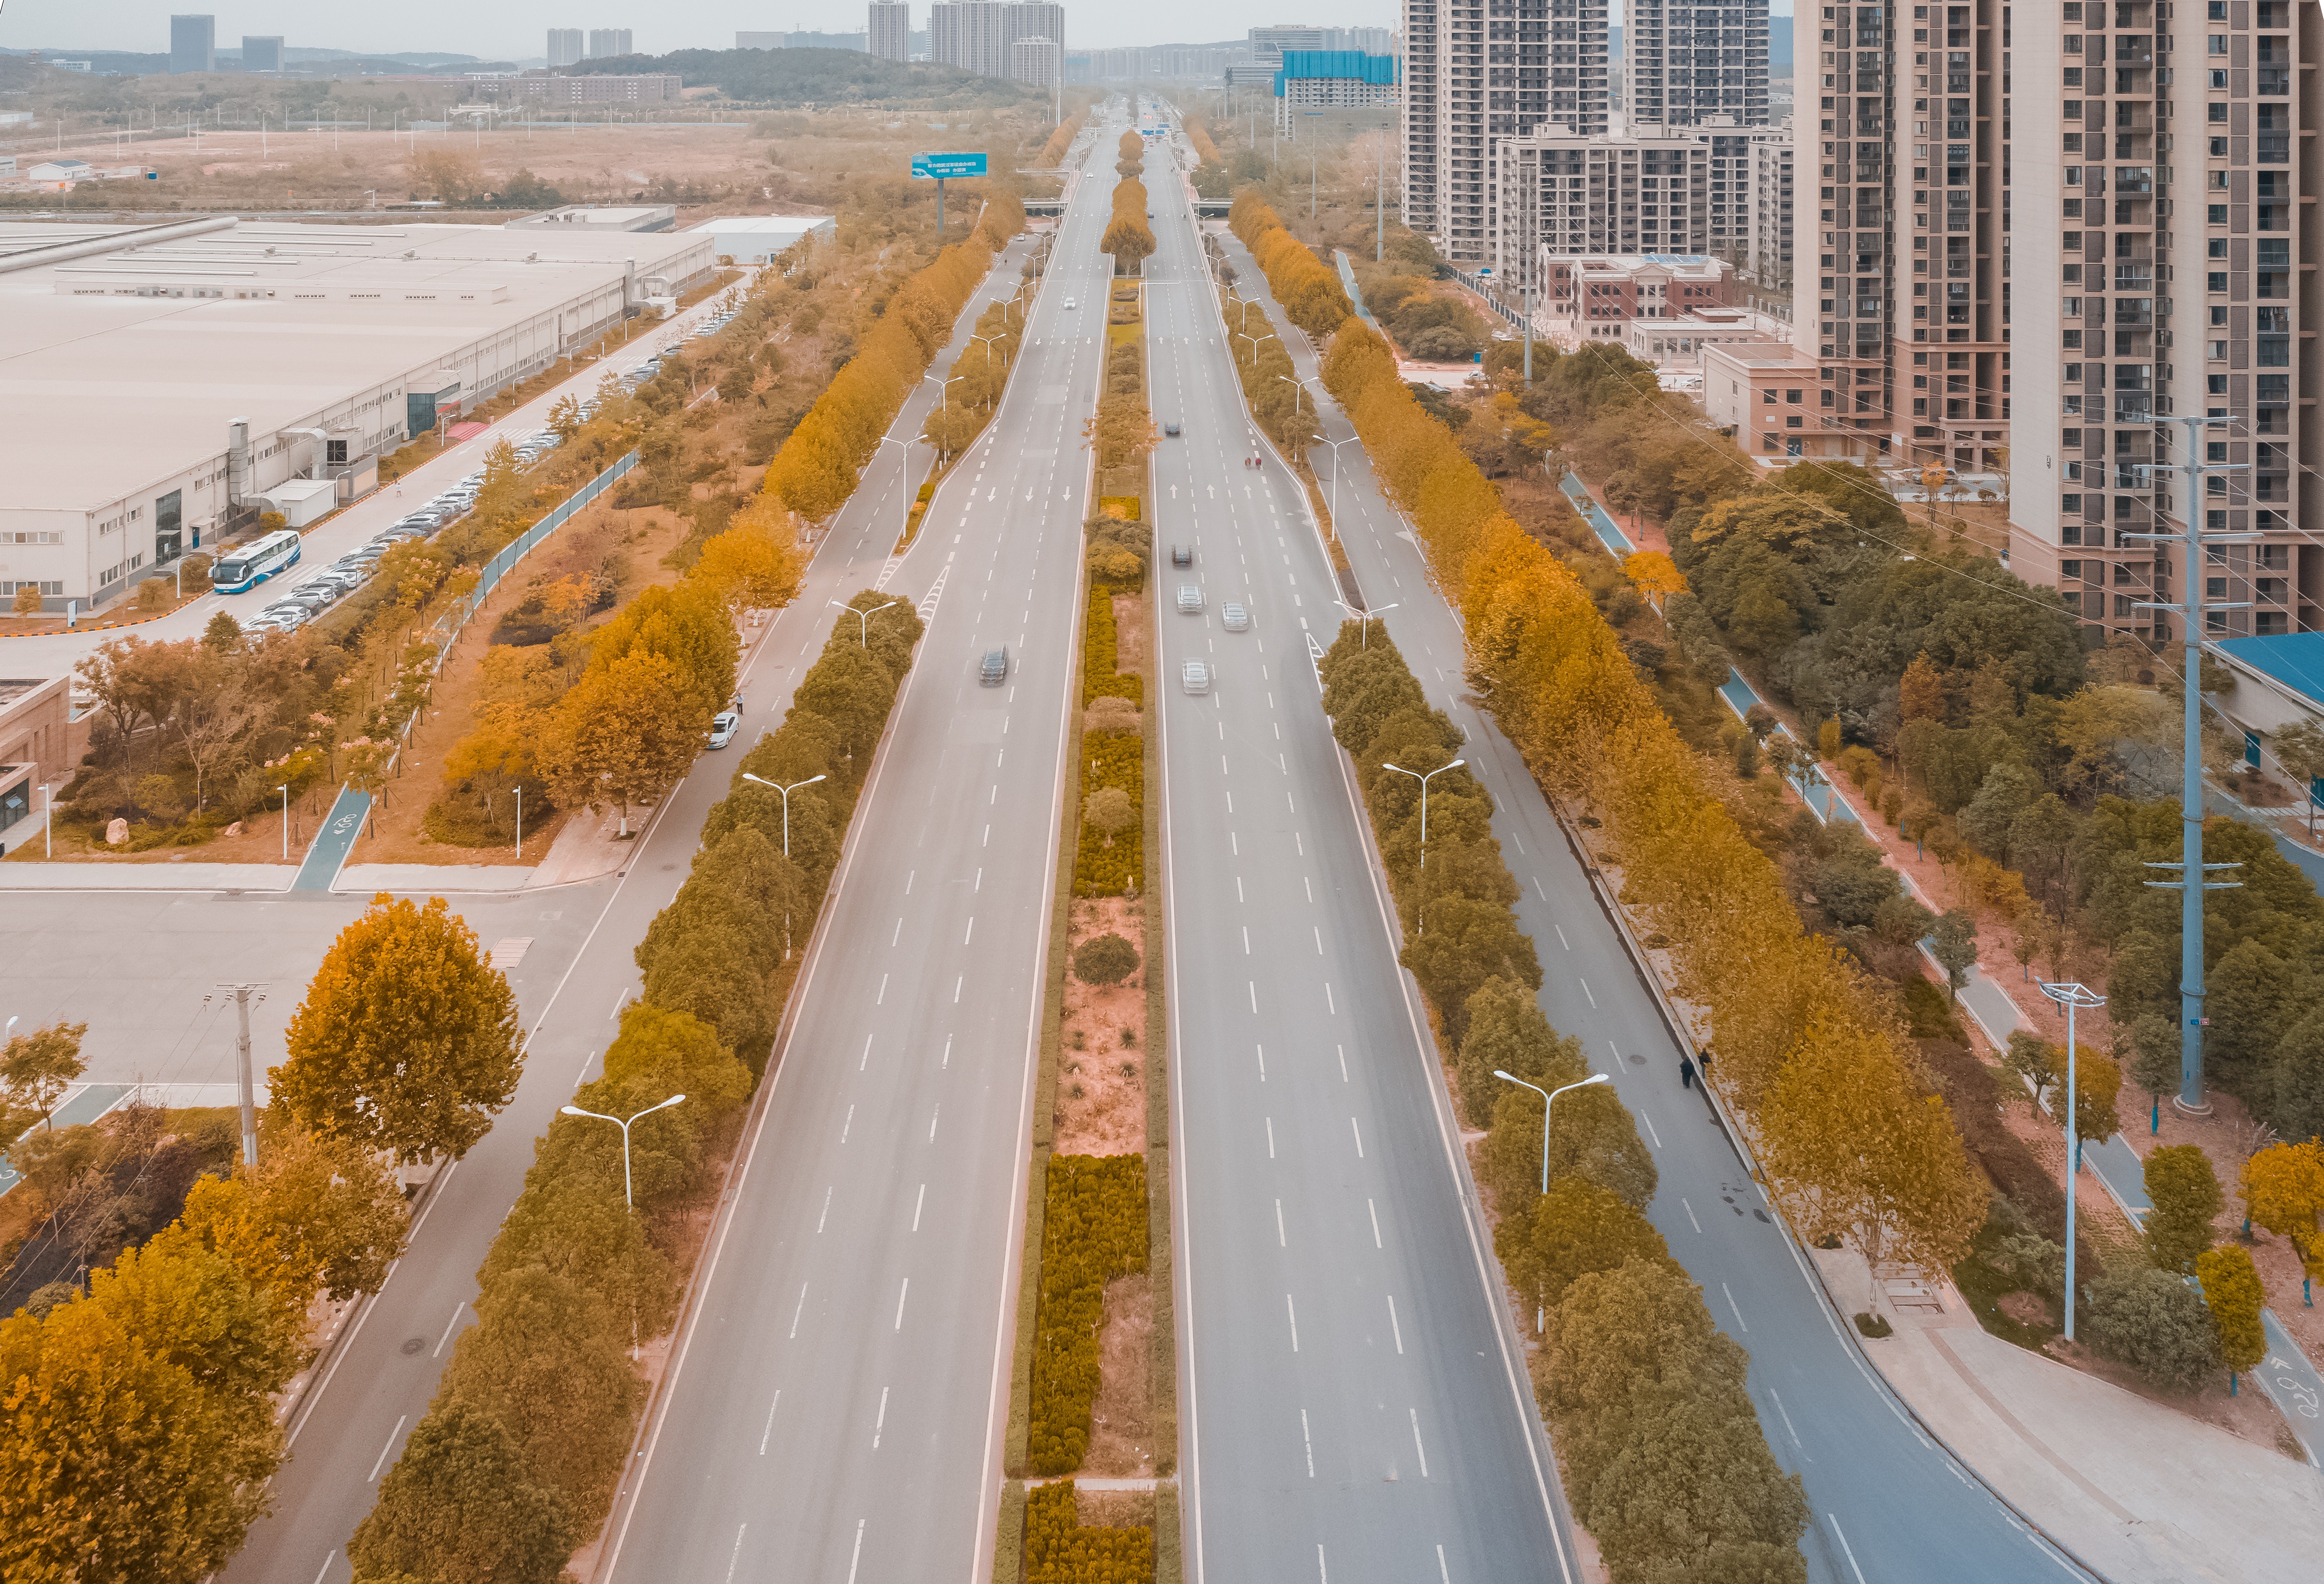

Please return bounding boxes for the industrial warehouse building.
[0,216,716,612]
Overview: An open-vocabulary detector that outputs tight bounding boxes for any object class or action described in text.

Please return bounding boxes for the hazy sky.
[0,1,1791,59]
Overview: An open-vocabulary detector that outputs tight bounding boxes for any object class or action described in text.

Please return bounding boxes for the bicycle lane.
[291,785,370,893]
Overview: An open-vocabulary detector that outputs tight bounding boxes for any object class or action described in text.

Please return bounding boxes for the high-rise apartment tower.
[587,29,634,59]
[1624,0,1771,126]
[547,28,585,67]
[870,2,913,61]
[168,15,215,74]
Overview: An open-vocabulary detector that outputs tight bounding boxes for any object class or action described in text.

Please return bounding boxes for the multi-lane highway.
[586,120,1114,1582]
[1140,125,1582,1583]
[1178,118,2098,1584]
[214,204,1050,1584]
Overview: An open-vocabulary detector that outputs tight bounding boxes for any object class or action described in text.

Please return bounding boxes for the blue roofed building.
[1273,50,1400,134]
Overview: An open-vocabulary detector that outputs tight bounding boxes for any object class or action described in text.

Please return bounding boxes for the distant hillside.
[571,47,1043,108]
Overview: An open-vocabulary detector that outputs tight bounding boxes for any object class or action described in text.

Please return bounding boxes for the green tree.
[273,894,522,1164]
[2001,1031,2058,1119]
[1480,1077,1657,1212]
[2141,1143,2223,1274]
[2080,1266,2220,1391]
[1456,977,1583,1129]
[2270,1009,2324,1147]
[1495,1174,1675,1322]
[0,1019,87,1130]
[1931,910,1978,1005]
[2119,1011,2182,1126]
[2194,1243,2267,1379]
[348,1402,574,1584]
[1399,895,1542,1041]
[433,1266,640,1520]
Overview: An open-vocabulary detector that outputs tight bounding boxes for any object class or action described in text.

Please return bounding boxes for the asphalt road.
[586,124,1113,1584]
[1140,124,1582,1584]
[198,221,1048,1583]
[1191,149,2099,1584]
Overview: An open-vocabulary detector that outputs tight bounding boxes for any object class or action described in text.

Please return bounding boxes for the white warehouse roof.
[686,214,835,263]
[0,217,711,518]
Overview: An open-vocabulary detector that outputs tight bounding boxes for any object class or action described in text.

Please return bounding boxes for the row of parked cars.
[238,429,566,635]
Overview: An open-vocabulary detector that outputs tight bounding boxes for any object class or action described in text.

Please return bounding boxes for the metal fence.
[441,448,639,651]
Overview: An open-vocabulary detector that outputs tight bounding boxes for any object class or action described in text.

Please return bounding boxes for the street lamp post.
[560,1094,687,1210]
[829,598,900,647]
[1333,597,1398,648]
[1494,1069,1613,1195]
[1380,759,1463,846]
[40,783,51,858]
[2037,979,2107,1344]
[741,771,827,858]
[876,435,918,541]
[278,784,291,860]
[1236,330,1276,365]
[924,371,966,412]
[968,332,1007,370]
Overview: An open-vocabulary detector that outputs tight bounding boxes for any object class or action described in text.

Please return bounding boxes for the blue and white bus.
[211,530,302,593]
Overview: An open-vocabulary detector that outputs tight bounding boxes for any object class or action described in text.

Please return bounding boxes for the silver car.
[1176,584,1203,614]
[1221,602,1250,632]
[1181,660,1211,695]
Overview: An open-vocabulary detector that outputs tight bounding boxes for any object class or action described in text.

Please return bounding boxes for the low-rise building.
[685,214,837,264]
[0,216,714,613]
[0,678,76,854]
[1538,252,1738,346]
[505,204,677,235]
[511,73,683,104]
[1702,340,1841,461]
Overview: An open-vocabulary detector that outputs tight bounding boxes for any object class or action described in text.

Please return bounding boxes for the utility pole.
[2133,414,2250,1114]
[213,983,268,1168]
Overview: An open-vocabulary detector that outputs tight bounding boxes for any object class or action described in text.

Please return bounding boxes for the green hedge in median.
[1024,1481,1154,1584]
[1027,1154,1148,1476]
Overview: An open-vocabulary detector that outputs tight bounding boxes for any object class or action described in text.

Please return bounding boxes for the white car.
[1063,296,1077,310]
[1176,584,1203,613]
[1181,661,1211,695]
[707,710,741,749]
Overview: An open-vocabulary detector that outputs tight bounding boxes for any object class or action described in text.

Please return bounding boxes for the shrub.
[1023,1481,1152,1584]
[1074,932,1140,986]
[2142,1143,2223,1274]
[1083,786,1135,847]
[1027,1155,1148,1474]
[2081,1266,2220,1391]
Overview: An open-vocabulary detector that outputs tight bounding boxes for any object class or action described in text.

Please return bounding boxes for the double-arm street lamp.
[741,771,828,858]
[560,1093,687,1210]
[1494,1070,1613,1195]
[830,598,899,647]
[1334,597,1398,649]
[1380,758,1465,847]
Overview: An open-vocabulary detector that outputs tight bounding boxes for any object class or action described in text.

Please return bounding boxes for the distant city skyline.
[0,0,1508,58]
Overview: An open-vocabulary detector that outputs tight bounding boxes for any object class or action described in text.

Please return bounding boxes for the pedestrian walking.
[1680,1056,1696,1090]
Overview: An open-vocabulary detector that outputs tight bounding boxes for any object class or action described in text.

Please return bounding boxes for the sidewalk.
[1826,1249,2324,1584]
